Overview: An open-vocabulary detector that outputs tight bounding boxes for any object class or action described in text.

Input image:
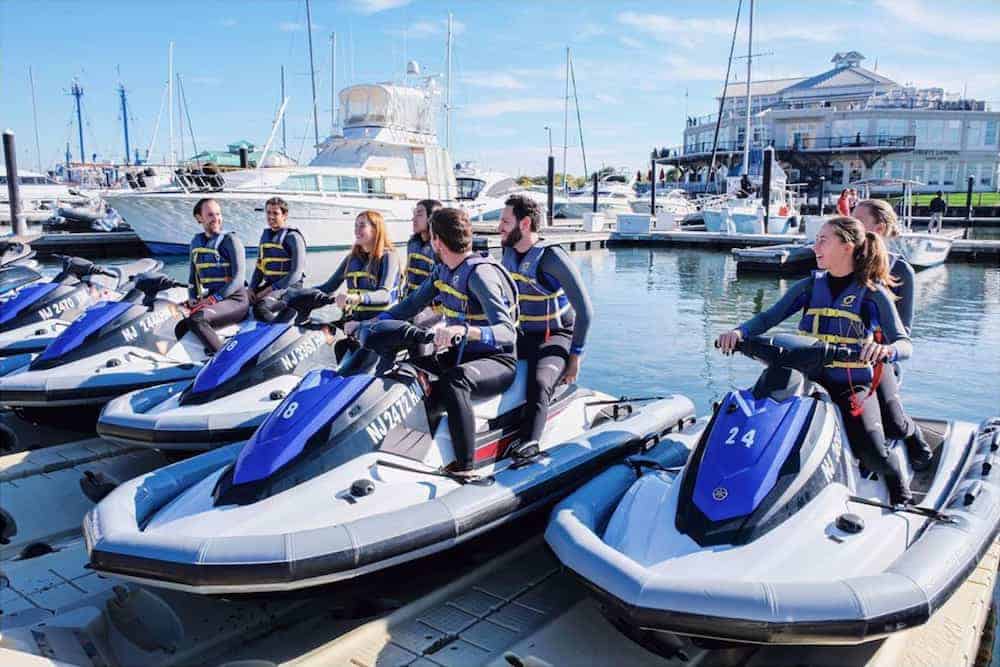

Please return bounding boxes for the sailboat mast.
[305,0,320,154]
[742,0,754,176]
[281,65,287,153]
[331,32,337,135]
[562,46,570,193]
[28,66,43,172]
[168,41,175,167]
[445,13,453,152]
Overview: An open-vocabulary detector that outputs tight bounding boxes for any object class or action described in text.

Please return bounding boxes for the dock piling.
[650,156,656,217]
[3,130,27,236]
[546,155,555,227]
[239,147,249,169]
[818,176,826,216]
[762,147,773,234]
[592,172,598,213]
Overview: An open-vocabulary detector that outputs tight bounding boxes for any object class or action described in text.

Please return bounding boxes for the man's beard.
[501,225,522,248]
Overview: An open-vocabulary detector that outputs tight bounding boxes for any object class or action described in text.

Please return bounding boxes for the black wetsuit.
[363,257,519,472]
[181,232,249,353]
[739,274,915,503]
[506,244,593,444]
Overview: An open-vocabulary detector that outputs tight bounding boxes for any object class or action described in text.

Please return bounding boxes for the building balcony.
[664,134,916,163]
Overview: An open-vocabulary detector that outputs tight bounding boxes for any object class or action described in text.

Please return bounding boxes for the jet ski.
[97,289,342,451]
[0,264,43,299]
[84,340,696,594]
[546,334,1000,649]
[0,273,238,409]
[0,254,162,360]
[0,240,36,268]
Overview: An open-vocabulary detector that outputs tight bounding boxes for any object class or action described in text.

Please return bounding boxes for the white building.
[670,52,999,194]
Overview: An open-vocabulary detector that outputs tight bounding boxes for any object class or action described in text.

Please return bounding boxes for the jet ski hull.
[85,394,697,594]
[546,417,1000,646]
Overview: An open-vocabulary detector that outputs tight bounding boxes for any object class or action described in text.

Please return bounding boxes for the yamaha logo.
[712,487,728,501]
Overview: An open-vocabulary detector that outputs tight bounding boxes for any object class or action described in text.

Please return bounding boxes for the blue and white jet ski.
[97,289,341,450]
[0,254,162,361]
[0,273,236,409]
[0,240,37,271]
[84,340,696,594]
[546,334,1000,649]
[0,263,42,299]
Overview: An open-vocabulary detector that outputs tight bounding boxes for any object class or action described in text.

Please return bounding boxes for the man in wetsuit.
[498,194,593,455]
[362,207,519,476]
[248,196,306,305]
[179,198,248,353]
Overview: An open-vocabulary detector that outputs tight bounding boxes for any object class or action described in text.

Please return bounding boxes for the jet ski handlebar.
[717,334,868,372]
[52,254,116,279]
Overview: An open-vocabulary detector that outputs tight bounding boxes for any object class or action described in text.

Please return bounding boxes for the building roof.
[719,77,805,99]
[782,64,896,93]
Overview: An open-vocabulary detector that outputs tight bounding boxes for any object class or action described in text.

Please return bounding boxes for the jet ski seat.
[752,366,824,403]
[470,359,529,421]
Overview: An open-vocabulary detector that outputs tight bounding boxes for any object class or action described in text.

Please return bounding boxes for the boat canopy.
[338,84,438,136]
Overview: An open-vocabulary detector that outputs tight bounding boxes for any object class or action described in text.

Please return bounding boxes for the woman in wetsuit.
[316,210,400,373]
[717,216,915,505]
[854,199,933,469]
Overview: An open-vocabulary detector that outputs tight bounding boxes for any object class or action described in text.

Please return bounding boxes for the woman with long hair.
[717,216,916,504]
[315,210,400,371]
[853,199,933,469]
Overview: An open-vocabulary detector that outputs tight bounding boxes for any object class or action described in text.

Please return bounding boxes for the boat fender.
[835,513,865,534]
[81,470,118,503]
[964,481,984,507]
[350,478,375,497]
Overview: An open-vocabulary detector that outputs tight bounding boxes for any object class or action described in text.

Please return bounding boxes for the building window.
[927,163,941,186]
[830,161,845,184]
[944,120,962,148]
[891,160,905,180]
[942,162,956,186]
[967,121,984,148]
[985,120,998,146]
[911,162,925,185]
[981,164,995,187]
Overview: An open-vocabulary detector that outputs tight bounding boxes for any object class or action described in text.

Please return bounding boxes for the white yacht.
[629,186,698,218]
[455,162,527,222]
[0,167,95,224]
[105,82,455,254]
[568,168,635,215]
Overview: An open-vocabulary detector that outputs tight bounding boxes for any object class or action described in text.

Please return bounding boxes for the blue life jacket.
[404,235,436,296]
[434,254,517,354]
[797,271,874,384]
[191,232,234,298]
[256,227,303,286]
[345,253,399,319]
[502,243,574,335]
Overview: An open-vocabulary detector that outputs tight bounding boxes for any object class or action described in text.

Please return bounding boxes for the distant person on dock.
[178,198,249,353]
[836,189,852,216]
[248,196,306,310]
[717,216,915,505]
[499,194,593,459]
[928,191,947,233]
[854,198,933,470]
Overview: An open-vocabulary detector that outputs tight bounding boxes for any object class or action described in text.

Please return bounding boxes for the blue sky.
[3,0,999,177]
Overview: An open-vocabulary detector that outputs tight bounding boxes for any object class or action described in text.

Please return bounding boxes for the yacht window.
[278,175,320,192]
[456,178,486,200]
[363,177,385,195]
[321,175,339,192]
[339,176,360,193]
[484,178,518,198]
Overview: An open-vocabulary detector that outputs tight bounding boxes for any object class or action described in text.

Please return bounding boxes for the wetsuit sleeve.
[539,246,592,353]
[284,232,307,289]
[361,252,400,307]
[187,238,198,300]
[219,235,246,298]
[315,256,348,294]
[738,277,813,337]
[249,265,263,290]
[871,286,912,361]
[383,268,435,320]
[892,261,915,334]
[468,266,517,350]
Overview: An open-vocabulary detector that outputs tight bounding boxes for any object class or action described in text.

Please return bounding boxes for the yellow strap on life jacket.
[406,266,431,277]
[256,242,291,276]
[802,306,871,369]
[434,279,467,301]
[436,304,489,321]
[519,302,572,322]
[192,248,231,288]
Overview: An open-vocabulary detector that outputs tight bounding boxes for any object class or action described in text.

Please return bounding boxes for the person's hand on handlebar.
[434,324,468,350]
[335,292,361,310]
[716,329,743,355]
[859,341,893,365]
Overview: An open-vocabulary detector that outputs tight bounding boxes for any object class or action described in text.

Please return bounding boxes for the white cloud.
[463,97,564,119]
[219,18,238,28]
[594,93,621,105]
[388,18,466,38]
[460,72,526,90]
[619,35,644,50]
[576,23,606,39]
[875,0,1000,42]
[349,0,411,14]
[617,11,732,48]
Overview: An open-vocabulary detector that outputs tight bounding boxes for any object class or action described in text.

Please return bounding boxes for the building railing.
[667,134,916,158]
